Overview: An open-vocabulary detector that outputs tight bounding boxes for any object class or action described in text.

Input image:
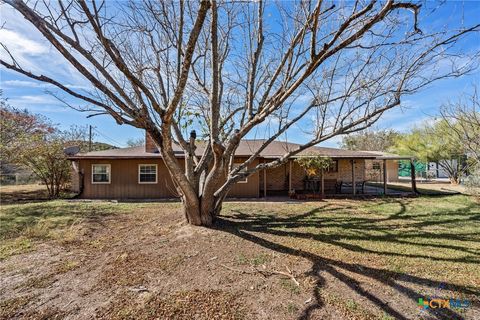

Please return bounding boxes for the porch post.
[351,159,356,195]
[263,160,267,198]
[383,159,388,195]
[321,168,325,197]
[288,160,292,192]
[410,158,418,194]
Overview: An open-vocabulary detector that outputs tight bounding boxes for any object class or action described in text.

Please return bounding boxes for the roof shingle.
[68,140,405,159]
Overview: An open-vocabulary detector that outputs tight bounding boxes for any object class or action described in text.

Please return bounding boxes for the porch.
[259,156,417,198]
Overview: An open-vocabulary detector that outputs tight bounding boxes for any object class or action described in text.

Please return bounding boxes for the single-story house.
[68,133,415,199]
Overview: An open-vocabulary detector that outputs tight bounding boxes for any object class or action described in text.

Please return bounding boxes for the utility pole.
[88,125,93,152]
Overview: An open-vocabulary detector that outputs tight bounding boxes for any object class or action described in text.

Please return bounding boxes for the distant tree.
[126,137,145,148]
[0,101,70,197]
[0,99,106,194]
[340,129,400,152]
[0,96,54,172]
[18,132,72,198]
[441,86,480,164]
[393,121,466,184]
[441,85,480,194]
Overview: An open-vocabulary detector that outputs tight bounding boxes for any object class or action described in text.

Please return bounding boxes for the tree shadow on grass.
[215,198,479,320]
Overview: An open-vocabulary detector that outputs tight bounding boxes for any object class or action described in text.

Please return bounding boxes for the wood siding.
[77,158,260,199]
[228,158,260,198]
[75,157,376,199]
[78,159,178,199]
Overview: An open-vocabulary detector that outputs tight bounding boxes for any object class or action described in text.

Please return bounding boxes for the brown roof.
[68,140,396,160]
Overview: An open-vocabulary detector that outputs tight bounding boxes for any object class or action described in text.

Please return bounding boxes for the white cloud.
[0,6,90,88]
[1,79,91,92]
[0,29,48,56]
[9,95,59,105]
[65,84,92,91]
[7,95,69,113]
[1,79,52,88]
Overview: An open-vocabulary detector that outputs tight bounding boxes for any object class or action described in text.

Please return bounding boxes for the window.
[233,163,248,183]
[92,164,111,184]
[139,164,157,184]
[372,162,381,170]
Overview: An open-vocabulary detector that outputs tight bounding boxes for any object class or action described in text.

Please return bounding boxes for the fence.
[0,173,39,185]
[398,160,427,178]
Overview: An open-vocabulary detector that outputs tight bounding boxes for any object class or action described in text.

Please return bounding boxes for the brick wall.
[365,159,399,182]
[337,159,365,182]
[263,163,288,191]
[260,159,366,192]
[365,160,383,182]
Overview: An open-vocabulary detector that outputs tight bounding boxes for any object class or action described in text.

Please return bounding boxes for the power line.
[92,127,126,148]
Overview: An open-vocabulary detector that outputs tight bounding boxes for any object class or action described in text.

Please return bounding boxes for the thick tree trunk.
[182,168,228,227]
[182,193,216,227]
[182,195,203,226]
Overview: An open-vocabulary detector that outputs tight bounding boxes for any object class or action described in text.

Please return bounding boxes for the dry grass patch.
[0,194,478,319]
[99,290,245,320]
[0,200,149,259]
[0,295,32,319]
[55,259,80,274]
[99,251,153,288]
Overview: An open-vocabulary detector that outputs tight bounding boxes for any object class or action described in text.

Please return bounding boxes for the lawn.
[0,190,479,319]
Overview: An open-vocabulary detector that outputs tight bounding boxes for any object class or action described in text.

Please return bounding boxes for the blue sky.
[1,1,479,148]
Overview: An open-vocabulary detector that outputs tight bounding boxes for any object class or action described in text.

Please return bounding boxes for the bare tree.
[441,85,480,165]
[1,0,479,225]
[126,137,145,148]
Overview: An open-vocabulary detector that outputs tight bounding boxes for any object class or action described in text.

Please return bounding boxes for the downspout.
[68,158,84,199]
[74,171,85,199]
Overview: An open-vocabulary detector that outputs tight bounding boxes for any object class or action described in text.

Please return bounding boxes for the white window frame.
[91,164,111,184]
[233,163,248,183]
[138,164,158,184]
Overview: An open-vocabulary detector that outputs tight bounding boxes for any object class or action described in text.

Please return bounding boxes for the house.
[68,132,414,199]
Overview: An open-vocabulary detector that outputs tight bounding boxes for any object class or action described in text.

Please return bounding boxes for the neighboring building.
[68,133,408,199]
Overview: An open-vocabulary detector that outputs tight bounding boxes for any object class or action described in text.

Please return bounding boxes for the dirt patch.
[18,274,57,290]
[99,289,245,320]
[0,197,479,319]
[0,203,314,319]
